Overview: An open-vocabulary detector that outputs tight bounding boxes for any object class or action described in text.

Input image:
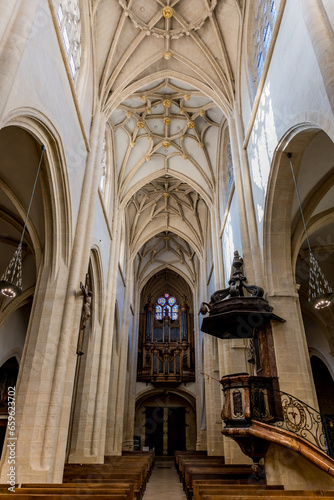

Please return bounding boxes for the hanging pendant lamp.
[0,145,46,298]
[288,153,334,309]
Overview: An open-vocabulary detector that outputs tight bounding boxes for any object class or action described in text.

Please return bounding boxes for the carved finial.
[232,250,243,271]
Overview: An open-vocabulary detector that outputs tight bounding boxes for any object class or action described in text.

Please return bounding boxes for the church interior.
[0,0,334,495]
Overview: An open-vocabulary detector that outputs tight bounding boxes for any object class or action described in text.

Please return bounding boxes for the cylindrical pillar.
[301,0,334,115]
[0,1,41,123]
[227,115,255,283]
[234,107,263,285]
[0,108,104,483]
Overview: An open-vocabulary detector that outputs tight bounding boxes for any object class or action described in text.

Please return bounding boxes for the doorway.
[0,357,19,457]
[145,406,164,455]
[135,391,196,454]
[311,356,334,419]
[168,407,186,455]
[144,406,186,455]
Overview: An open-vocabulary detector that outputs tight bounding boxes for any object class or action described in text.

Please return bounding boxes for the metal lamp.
[287,153,334,309]
[0,145,46,298]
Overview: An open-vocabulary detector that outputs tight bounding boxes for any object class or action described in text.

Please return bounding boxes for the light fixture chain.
[287,154,321,297]
[0,145,45,298]
[11,146,46,284]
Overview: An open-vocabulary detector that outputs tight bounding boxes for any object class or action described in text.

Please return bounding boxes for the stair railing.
[250,385,334,459]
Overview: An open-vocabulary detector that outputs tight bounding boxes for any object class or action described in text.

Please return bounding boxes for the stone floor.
[143,456,186,499]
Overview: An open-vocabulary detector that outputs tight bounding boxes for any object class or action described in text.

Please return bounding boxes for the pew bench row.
[0,451,154,500]
[200,495,334,500]
[175,451,257,499]
[174,450,334,500]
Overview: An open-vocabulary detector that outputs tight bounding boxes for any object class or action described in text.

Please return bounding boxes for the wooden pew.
[0,452,154,499]
[0,482,134,500]
[64,460,151,499]
[20,483,134,496]
[178,459,226,483]
[104,457,153,483]
[63,473,142,498]
[121,450,155,472]
[183,465,255,499]
[193,483,284,500]
[201,494,334,500]
[0,494,129,500]
[14,487,131,495]
[174,451,207,472]
[175,452,209,473]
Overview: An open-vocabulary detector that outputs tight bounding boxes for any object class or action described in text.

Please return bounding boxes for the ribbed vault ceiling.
[127,175,208,255]
[135,230,197,286]
[94,0,241,290]
[111,79,223,204]
[95,0,242,113]
[111,79,217,288]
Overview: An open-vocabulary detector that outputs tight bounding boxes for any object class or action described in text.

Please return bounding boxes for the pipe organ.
[137,295,195,386]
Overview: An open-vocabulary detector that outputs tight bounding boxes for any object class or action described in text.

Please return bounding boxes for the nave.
[0,0,333,492]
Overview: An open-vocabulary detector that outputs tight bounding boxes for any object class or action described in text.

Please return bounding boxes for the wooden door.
[168,407,186,455]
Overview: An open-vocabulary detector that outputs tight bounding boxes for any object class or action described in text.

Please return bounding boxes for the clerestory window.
[226,141,234,196]
[99,136,107,194]
[253,0,277,81]
[56,0,81,81]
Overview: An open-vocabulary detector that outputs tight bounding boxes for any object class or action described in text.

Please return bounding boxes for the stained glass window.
[155,294,178,319]
[226,141,234,193]
[164,305,171,317]
[56,1,81,81]
[253,0,277,81]
[155,304,162,320]
[100,136,107,193]
[172,305,178,320]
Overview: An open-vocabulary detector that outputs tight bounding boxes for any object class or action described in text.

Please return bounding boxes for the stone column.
[301,0,334,115]
[269,294,318,408]
[122,271,137,452]
[49,108,105,476]
[94,204,124,459]
[233,107,264,285]
[227,115,255,283]
[195,262,207,451]
[212,181,225,287]
[105,341,121,455]
[0,0,41,123]
[67,296,104,463]
[203,335,225,456]
[0,108,105,483]
[105,224,132,456]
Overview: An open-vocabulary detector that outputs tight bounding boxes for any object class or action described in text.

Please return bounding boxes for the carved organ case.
[137,294,195,385]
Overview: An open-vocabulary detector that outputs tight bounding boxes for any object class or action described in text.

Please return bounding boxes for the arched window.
[155,304,162,320]
[226,141,234,195]
[163,304,171,317]
[220,127,234,223]
[99,136,107,194]
[172,304,178,320]
[253,0,277,80]
[56,0,81,80]
[155,294,178,320]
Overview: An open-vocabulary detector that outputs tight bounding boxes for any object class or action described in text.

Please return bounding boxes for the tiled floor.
[143,457,187,499]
